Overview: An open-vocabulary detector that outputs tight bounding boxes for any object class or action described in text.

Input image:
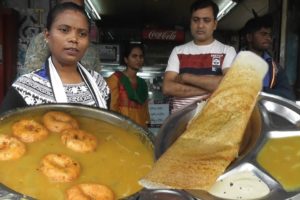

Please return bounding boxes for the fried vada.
[12,119,49,143]
[43,111,79,133]
[61,129,98,153]
[0,135,26,161]
[39,153,80,182]
[66,183,115,200]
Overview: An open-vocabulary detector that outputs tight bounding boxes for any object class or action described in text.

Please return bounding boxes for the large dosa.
[139,51,268,190]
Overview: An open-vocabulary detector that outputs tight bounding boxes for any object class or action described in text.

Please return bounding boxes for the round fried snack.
[39,153,80,182]
[43,111,79,133]
[12,119,49,143]
[61,129,98,153]
[66,183,115,200]
[0,135,26,161]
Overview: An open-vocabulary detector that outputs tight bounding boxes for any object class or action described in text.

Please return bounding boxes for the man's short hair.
[58,0,84,6]
[242,14,273,35]
[190,0,219,19]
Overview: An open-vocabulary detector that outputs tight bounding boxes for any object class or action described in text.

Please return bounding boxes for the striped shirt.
[166,40,236,113]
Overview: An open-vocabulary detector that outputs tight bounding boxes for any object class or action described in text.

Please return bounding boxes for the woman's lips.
[64,48,79,56]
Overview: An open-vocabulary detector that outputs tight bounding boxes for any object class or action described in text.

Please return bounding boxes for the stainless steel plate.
[138,188,195,200]
[154,92,300,200]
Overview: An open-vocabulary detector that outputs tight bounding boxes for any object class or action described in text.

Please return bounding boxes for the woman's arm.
[106,75,120,112]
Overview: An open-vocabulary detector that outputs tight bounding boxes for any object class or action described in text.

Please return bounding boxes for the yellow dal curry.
[0,113,154,199]
[257,136,300,191]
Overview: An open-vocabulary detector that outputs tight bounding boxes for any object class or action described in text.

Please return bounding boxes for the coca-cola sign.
[142,29,184,42]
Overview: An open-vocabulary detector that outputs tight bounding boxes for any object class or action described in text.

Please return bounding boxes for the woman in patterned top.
[0,3,109,114]
[106,42,150,128]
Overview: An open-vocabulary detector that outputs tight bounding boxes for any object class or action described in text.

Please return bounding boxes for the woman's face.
[124,47,144,71]
[45,9,89,66]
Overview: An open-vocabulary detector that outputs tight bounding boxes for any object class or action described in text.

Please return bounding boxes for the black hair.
[46,2,90,31]
[190,0,219,19]
[57,0,84,6]
[123,42,145,58]
[242,14,273,35]
[122,42,145,65]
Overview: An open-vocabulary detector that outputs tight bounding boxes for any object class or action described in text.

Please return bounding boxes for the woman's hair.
[122,42,145,65]
[46,2,90,31]
[123,42,145,58]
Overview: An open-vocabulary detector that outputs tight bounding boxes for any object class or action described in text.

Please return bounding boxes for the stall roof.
[86,0,268,30]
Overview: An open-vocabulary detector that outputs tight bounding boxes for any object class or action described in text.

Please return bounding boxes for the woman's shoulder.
[87,70,103,79]
[15,69,43,80]
[106,71,123,80]
[87,70,109,85]
[13,68,49,87]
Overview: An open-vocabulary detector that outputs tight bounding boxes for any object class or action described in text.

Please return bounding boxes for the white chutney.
[208,171,270,200]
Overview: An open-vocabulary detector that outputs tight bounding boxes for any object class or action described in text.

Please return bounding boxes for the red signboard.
[142,29,185,42]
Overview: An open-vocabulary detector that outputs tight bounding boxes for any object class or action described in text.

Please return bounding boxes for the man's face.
[247,27,272,52]
[190,6,217,45]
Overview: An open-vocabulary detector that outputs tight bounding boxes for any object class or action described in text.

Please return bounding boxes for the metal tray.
[151,92,300,200]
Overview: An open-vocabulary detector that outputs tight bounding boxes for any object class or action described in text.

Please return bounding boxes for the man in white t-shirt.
[163,0,236,113]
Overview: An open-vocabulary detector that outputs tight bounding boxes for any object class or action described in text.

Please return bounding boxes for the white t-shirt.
[166,40,236,113]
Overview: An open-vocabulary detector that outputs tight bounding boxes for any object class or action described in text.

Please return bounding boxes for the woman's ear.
[44,28,49,43]
[124,57,128,65]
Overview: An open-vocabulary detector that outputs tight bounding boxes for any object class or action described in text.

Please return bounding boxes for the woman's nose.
[69,31,79,43]
[138,56,144,62]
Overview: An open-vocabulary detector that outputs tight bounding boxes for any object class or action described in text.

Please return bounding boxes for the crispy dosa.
[139,51,268,190]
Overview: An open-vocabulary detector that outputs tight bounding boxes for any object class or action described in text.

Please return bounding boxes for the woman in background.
[106,43,150,128]
[0,2,109,114]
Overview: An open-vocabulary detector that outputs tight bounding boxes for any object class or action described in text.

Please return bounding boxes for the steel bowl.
[0,103,155,200]
[151,92,300,200]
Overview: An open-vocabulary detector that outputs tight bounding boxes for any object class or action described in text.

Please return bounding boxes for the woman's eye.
[79,31,88,37]
[59,27,69,33]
